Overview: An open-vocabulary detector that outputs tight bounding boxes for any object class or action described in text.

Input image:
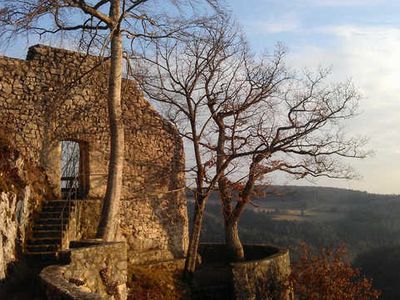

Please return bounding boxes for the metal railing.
[60,175,79,251]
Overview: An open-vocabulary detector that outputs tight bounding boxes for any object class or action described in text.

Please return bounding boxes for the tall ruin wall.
[0,45,188,260]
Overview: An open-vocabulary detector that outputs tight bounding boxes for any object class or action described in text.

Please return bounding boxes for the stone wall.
[73,200,103,241]
[65,199,186,264]
[0,45,188,261]
[231,245,291,300]
[198,244,291,300]
[40,241,127,300]
[0,137,53,279]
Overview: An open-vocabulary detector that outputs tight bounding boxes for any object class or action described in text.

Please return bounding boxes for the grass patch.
[128,265,190,300]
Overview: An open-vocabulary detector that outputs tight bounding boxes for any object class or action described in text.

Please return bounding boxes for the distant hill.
[188,184,399,206]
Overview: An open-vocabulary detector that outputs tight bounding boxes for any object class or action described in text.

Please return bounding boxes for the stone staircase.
[25,200,75,261]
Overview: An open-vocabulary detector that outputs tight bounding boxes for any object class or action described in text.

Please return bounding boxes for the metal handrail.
[60,174,79,251]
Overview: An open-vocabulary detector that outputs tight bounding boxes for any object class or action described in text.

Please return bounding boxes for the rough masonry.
[40,241,128,300]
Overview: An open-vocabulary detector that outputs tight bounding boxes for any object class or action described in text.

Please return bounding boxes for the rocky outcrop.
[0,137,53,279]
[0,186,29,279]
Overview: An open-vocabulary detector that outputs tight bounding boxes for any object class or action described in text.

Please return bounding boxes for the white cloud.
[248,12,301,33]
[286,25,400,194]
[322,26,400,95]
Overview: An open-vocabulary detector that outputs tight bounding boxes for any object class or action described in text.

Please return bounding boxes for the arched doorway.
[60,140,89,199]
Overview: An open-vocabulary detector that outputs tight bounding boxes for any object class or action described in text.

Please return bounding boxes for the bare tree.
[134,14,366,267]
[214,67,366,260]
[132,15,244,275]
[0,0,217,241]
[133,14,284,271]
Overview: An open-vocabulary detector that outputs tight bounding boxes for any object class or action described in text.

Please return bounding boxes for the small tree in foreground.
[288,244,380,300]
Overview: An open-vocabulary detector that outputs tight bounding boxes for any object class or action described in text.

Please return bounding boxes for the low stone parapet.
[40,240,127,300]
[197,244,291,300]
[40,265,103,300]
[231,245,291,300]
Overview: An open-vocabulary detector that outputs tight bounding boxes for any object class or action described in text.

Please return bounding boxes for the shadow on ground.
[0,258,47,300]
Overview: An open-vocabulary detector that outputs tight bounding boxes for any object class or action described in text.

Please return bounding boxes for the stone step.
[43,201,75,207]
[27,237,62,245]
[33,223,67,231]
[34,218,68,225]
[44,200,74,205]
[25,251,59,262]
[24,199,75,260]
[32,230,63,239]
[41,205,71,212]
[26,244,59,253]
[38,211,70,219]
[45,199,73,205]
[40,208,64,214]
[41,206,72,212]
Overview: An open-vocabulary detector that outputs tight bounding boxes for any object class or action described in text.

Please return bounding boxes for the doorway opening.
[60,140,89,199]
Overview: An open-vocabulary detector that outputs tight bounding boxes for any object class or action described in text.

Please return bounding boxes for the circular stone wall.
[198,244,291,300]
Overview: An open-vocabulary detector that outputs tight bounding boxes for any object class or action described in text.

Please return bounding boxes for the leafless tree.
[214,67,366,260]
[132,15,244,275]
[134,14,367,268]
[0,0,218,241]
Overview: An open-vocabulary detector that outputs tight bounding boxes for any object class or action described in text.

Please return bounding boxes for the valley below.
[189,185,400,300]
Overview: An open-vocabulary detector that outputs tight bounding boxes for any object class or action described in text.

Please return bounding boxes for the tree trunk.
[184,194,206,279]
[96,0,124,241]
[225,219,244,262]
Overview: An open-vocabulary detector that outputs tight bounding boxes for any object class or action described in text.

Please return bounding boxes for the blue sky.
[228,0,400,52]
[2,0,400,194]
[226,0,400,194]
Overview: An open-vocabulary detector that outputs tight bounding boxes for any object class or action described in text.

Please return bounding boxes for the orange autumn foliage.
[288,244,380,300]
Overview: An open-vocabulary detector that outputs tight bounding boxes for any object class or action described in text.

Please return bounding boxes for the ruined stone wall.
[0,45,188,261]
